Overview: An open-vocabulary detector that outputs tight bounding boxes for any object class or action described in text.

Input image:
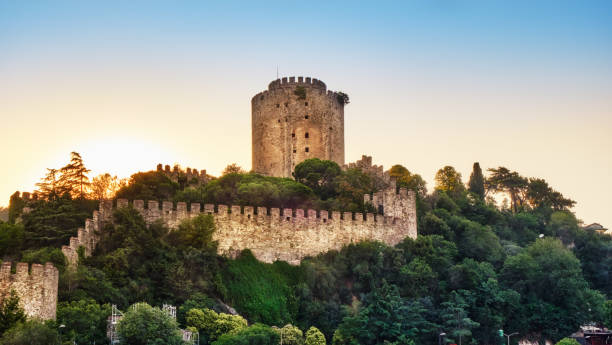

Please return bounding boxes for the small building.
[571,326,612,345]
[584,223,609,235]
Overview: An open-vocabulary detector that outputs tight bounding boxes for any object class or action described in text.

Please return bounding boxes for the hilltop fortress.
[3,77,417,320]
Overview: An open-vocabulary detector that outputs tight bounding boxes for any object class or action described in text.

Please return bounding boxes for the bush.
[117,303,183,345]
[0,319,58,345]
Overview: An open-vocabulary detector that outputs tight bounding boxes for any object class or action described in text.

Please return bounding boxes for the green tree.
[117,303,183,345]
[0,222,24,256]
[22,198,90,248]
[0,320,58,345]
[186,308,248,343]
[434,166,465,195]
[58,152,91,199]
[35,168,63,200]
[501,238,605,341]
[294,159,342,200]
[336,282,432,345]
[168,214,217,250]
[213,323,280,345]
[7,192,25,223]
[555,338,580,345]
[603,300,612,329]
[486,167,528,213]
[0,290,26,335]
[223,163,246,175]
[526,178,575,211]
[440,291,480,345]
[304,326,326,345]
[467,162,485,199]
[56,299,111,345]
[388,165,427,197]
[90,173,125,200]
[115,170,180,201]
[279,324,305,345]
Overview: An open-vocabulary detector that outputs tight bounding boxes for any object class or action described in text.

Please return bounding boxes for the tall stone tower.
[252,77,345,177]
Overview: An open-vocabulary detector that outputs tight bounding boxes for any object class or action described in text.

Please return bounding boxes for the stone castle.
[2,77,417,320]
[252,77,345,177]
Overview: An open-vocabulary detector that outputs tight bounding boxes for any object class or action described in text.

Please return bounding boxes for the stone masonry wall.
[252,76,345,177]
[108,181,416,265]
[0,262,59,320]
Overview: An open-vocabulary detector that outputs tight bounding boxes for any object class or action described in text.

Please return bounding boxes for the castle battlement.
[0,261,58,320]
[99,182,416,264]
[252,77,341,105]
[156,163,209,184]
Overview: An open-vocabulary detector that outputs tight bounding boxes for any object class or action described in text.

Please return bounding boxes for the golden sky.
[1,1,611,227]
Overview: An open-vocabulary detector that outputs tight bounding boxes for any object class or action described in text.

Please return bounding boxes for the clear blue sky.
[1,1,611,226]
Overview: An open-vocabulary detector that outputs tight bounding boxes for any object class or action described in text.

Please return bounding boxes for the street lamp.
[58,324,66,345]
[503,331,518,345]
[439,332,446,345]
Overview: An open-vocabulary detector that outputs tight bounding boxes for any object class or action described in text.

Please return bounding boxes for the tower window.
[305,132,309,138]
[305,102,308,106]
[329,127,333,130]
[284,102,288,107]
[276,104,280,108]
[305,115,309,119]
[293,149,296,153]
[278,119,280,123]
[305,147,309,152]
[260,96,264,100]
[291,133,295,137]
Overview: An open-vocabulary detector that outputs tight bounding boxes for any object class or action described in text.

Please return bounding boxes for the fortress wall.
[0,262,59,320]
[109,186,416,264]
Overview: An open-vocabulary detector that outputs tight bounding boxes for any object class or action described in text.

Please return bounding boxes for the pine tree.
[58,152,91,199]
[0,290,26,334]
[35,168,62,200]
[440,291,479,345]
[468,162,485,199]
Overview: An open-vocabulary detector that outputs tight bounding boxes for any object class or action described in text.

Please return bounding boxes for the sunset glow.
[1,1,611,228]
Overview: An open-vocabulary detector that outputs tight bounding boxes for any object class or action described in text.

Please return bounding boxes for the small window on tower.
[292,133,295,138]
[278,119,280,123]
[305,147,309,152]
[260,95,264,100]
[305,115,309,119]
[293,149,296,153]
[329,127,333,130]
[284,102,288,107]
[305,132,309,138]
[276,104,280,108]
[305,102,308,106]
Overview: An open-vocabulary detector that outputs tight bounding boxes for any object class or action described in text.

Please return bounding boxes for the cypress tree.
[468,162,485,199]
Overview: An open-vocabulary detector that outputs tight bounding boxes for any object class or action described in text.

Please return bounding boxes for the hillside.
[0,156,611,345]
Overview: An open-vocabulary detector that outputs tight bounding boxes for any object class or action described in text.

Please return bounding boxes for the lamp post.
[58,324,66,345]
[504,332,518,345]
[439,332,446,345]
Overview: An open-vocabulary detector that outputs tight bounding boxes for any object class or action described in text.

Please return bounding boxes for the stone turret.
[252,77,345,177]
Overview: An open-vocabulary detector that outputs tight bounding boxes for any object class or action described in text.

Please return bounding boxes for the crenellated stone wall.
[0,262,59,320]
[156,163,209,184]
[107,180,416,265]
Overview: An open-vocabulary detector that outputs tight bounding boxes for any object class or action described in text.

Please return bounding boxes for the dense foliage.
[1,155,610,345]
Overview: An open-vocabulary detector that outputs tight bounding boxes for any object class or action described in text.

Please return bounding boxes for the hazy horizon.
[1,1,611,227]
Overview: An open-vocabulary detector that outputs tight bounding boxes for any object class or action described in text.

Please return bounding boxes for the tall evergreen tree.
[35,168,62,200]
[58,152,91,199]
[467,162,485,199]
